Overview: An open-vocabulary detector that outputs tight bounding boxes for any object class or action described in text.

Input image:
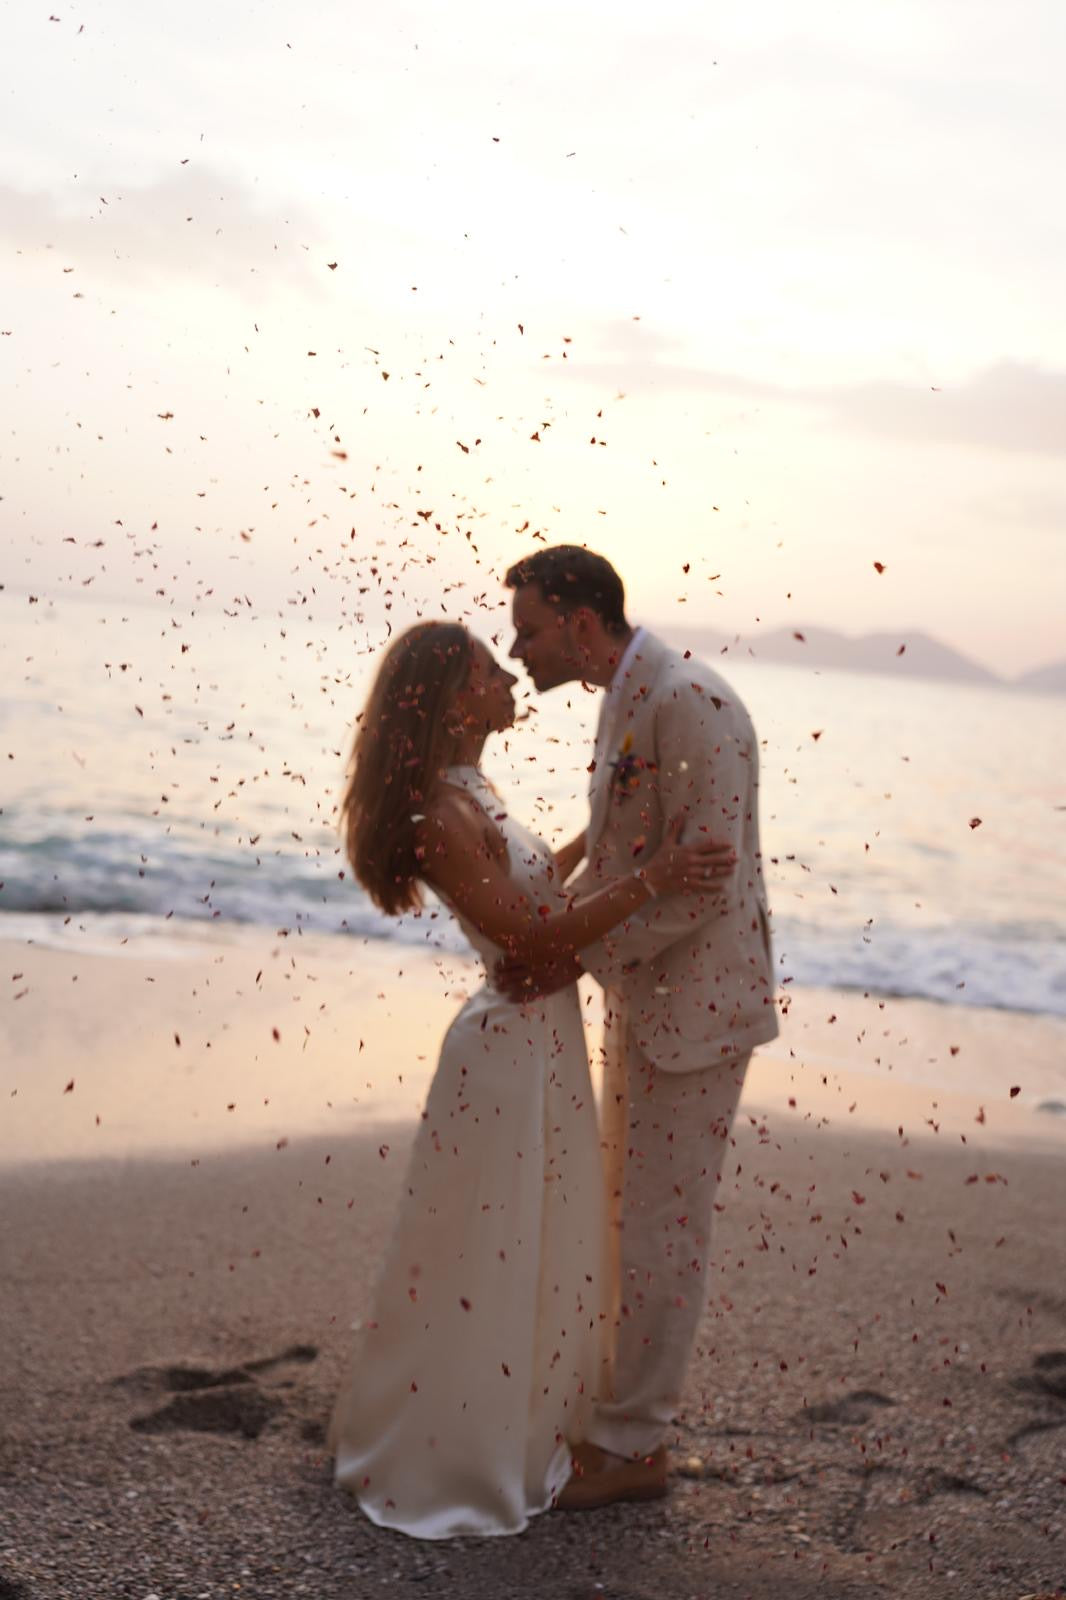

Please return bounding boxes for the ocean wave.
[3,812,1065,1016]
[775,918,1066,1018]
[0,823,345,928]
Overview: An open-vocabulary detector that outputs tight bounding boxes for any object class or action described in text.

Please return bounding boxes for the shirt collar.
[606,625,645,697]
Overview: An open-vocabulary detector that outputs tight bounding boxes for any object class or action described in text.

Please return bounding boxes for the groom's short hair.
[504,546,628,635]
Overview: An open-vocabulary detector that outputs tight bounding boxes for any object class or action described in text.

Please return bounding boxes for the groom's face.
[509,583,586,691]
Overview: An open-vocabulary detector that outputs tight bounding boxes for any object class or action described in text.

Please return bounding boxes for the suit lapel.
[587,632,671,844]
[587,692,615,840]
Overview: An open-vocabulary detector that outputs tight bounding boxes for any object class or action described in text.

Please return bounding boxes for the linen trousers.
[588,995,751,1460]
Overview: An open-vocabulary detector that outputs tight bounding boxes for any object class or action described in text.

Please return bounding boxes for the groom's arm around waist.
[579,683,763,989]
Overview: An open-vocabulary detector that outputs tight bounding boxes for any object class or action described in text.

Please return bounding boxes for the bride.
[329,620,733,1539]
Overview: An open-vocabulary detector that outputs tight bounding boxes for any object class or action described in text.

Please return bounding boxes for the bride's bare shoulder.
[416,786,507,871]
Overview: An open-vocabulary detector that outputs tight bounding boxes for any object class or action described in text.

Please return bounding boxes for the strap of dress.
[435,772,510,857]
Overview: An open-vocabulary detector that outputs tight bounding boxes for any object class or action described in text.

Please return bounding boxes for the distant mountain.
[656,622,1005,687]
[1013,660,1066,695]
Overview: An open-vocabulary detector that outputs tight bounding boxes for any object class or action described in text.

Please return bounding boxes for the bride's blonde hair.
[340,622,474,915]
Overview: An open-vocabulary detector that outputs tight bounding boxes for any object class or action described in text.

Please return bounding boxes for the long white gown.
[329,767,606,1539]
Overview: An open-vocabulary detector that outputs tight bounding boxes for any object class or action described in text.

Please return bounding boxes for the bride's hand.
[640,814,736,898]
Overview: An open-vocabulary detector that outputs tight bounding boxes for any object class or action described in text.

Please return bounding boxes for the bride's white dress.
[329,767,606,1539]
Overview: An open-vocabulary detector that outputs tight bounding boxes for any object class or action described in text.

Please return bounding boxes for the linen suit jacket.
[573,630,779,1073]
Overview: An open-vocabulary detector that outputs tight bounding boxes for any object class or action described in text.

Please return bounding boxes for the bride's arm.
[416,793,724,967]
[552,830,586,883]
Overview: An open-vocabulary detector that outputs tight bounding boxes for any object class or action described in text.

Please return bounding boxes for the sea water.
[2,589,1064,1033]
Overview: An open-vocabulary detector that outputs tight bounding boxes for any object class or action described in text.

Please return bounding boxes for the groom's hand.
[494,952,583,1001]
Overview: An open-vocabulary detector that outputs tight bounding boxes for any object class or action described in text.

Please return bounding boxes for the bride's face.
[452,640,518,735]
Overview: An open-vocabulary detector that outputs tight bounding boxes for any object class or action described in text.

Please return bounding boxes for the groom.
[499,545,778,1509]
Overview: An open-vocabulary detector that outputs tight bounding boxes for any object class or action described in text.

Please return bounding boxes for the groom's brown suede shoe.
[555,1442,668,1511]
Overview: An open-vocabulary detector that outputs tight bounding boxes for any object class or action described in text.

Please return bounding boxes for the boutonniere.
[609,731,647,800]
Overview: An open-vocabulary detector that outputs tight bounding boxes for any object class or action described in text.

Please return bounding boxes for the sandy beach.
[2,931,1065,1599]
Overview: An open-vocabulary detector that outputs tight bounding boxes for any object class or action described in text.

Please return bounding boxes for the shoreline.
[3,926,1064,1169]
[5,901,1064,1029]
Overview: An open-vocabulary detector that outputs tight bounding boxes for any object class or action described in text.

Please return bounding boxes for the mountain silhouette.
[658,622,1062,693]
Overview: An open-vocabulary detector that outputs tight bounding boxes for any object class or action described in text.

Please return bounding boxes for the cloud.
[822,363,1066,457]
[961,481,1066,536]
[561,325,1066,457]
[553,319,779,399]
[0,169,324,293]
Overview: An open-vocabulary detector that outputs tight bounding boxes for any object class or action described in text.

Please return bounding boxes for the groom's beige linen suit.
[571,627,778,1457]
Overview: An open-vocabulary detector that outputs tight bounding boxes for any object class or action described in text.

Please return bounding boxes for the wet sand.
[1,931,1064,1598]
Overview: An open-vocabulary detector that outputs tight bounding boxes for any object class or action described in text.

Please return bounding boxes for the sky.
[3,0,1065,676]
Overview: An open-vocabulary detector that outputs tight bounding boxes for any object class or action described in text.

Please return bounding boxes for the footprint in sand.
[118,1343,318,1440]
[1011,1349,1066,1403]
[131,1385,283,1440]
[802,1389,897,1426]
[1006,1351,1066,1449]
[1031,1349,1066,1399]
[568,1588,652,1600]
